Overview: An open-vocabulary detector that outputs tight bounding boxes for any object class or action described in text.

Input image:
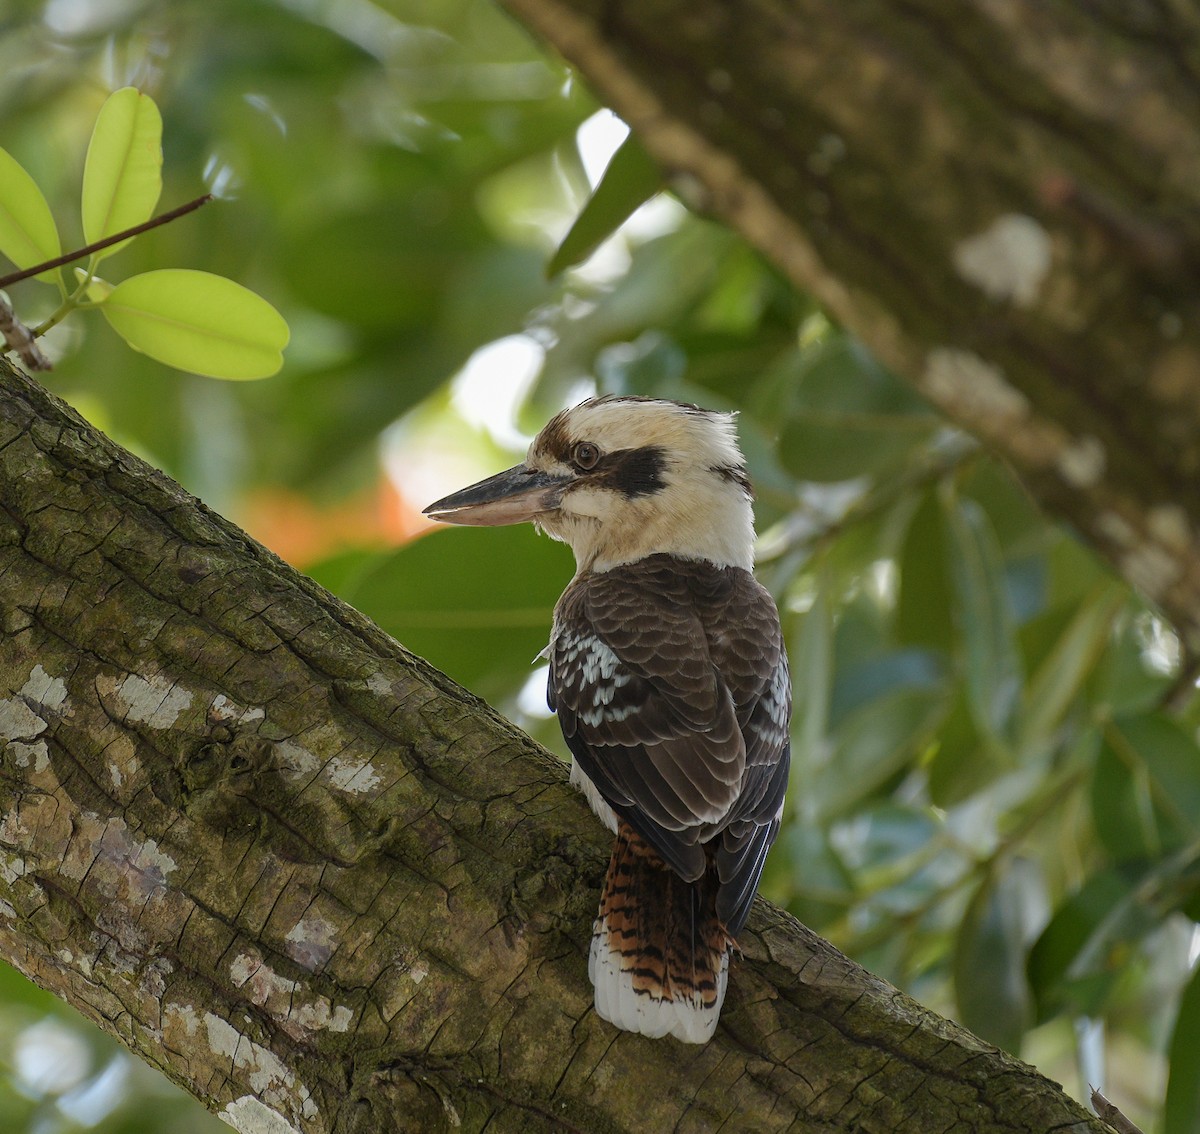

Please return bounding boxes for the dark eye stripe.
[591,446,667,498]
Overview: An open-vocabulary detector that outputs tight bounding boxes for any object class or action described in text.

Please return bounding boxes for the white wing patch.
[766,661,790,729]
[579,636,621,682]
[559,632,636,727]
[754,657,791,753]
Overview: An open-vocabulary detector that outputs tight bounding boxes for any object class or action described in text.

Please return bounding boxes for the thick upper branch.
[497,0,1200,646]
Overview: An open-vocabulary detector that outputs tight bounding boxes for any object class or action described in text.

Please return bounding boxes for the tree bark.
[495,0,1200,651]
[0,362,1107,1133]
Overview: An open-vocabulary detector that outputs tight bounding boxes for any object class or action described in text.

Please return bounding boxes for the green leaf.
[830,648,944,723]
[817,684,948,816]
[961,457,1046,555]
[790,584,832,776]
[778,412,933,484]
[760,822,854,928]
[946,497,1022,743]
[310,525,573,699]
[1165,960,1200,1134]
[926,688,998,807]
[1092,726,1180,863]
[1046,535,1110,608]
[1027,865,1158,1022]
[1090,605,1174,715]
[777,335,935,483]
[955,861,1037,1053]
[99,269,289,379]
[1018,583,1125,752]
[896,486,954,650]
[280,196,499,332]
[547,133,662,277]
[0,147,61,281]
[595,330,686,393]
[1101,714,1200,854]
[81,86,163,258]
[844,802,939,874]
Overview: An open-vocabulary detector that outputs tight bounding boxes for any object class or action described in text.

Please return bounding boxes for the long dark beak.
[423,464,572,526]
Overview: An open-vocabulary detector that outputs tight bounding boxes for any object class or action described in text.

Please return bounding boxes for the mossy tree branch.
[0,359,1107,1132]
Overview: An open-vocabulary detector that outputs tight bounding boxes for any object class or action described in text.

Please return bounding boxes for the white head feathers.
[527,396,757,574]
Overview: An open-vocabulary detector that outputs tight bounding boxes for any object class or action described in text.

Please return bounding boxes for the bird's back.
[548,554,791,1042]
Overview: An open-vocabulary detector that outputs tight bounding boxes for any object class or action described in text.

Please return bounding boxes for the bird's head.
[423,396,756,573]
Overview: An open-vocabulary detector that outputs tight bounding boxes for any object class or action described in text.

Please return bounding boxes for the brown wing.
[550,554,790,932]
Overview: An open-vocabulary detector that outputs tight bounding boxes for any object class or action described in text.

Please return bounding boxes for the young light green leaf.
[547,133,661,278]
[81,87,163,259]
[0,147,61,282]
[99,269,289,379]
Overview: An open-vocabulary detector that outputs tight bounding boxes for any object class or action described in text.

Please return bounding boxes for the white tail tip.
[588,917,729,1044]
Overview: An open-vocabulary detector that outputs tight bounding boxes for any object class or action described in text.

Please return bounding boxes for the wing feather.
[550,554,791,925]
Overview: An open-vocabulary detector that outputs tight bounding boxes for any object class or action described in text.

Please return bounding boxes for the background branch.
[497,0,1200,643]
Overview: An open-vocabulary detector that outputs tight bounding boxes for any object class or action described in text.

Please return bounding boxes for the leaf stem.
[30,256,100,338]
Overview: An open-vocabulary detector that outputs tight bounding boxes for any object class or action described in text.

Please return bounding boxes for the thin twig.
[0,193,213,290]
[1091,1087,1146,1134]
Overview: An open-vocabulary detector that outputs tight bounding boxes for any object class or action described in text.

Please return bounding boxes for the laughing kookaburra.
[423,396,791,1043]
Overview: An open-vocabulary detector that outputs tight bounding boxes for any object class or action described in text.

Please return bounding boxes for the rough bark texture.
[0,362,1108,1132]
[496,0,1200,653]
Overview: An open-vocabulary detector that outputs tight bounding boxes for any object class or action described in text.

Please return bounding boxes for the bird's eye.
[573,441,601,470]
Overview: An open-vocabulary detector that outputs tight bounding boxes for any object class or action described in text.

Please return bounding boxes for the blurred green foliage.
[3,1,1199,1131]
